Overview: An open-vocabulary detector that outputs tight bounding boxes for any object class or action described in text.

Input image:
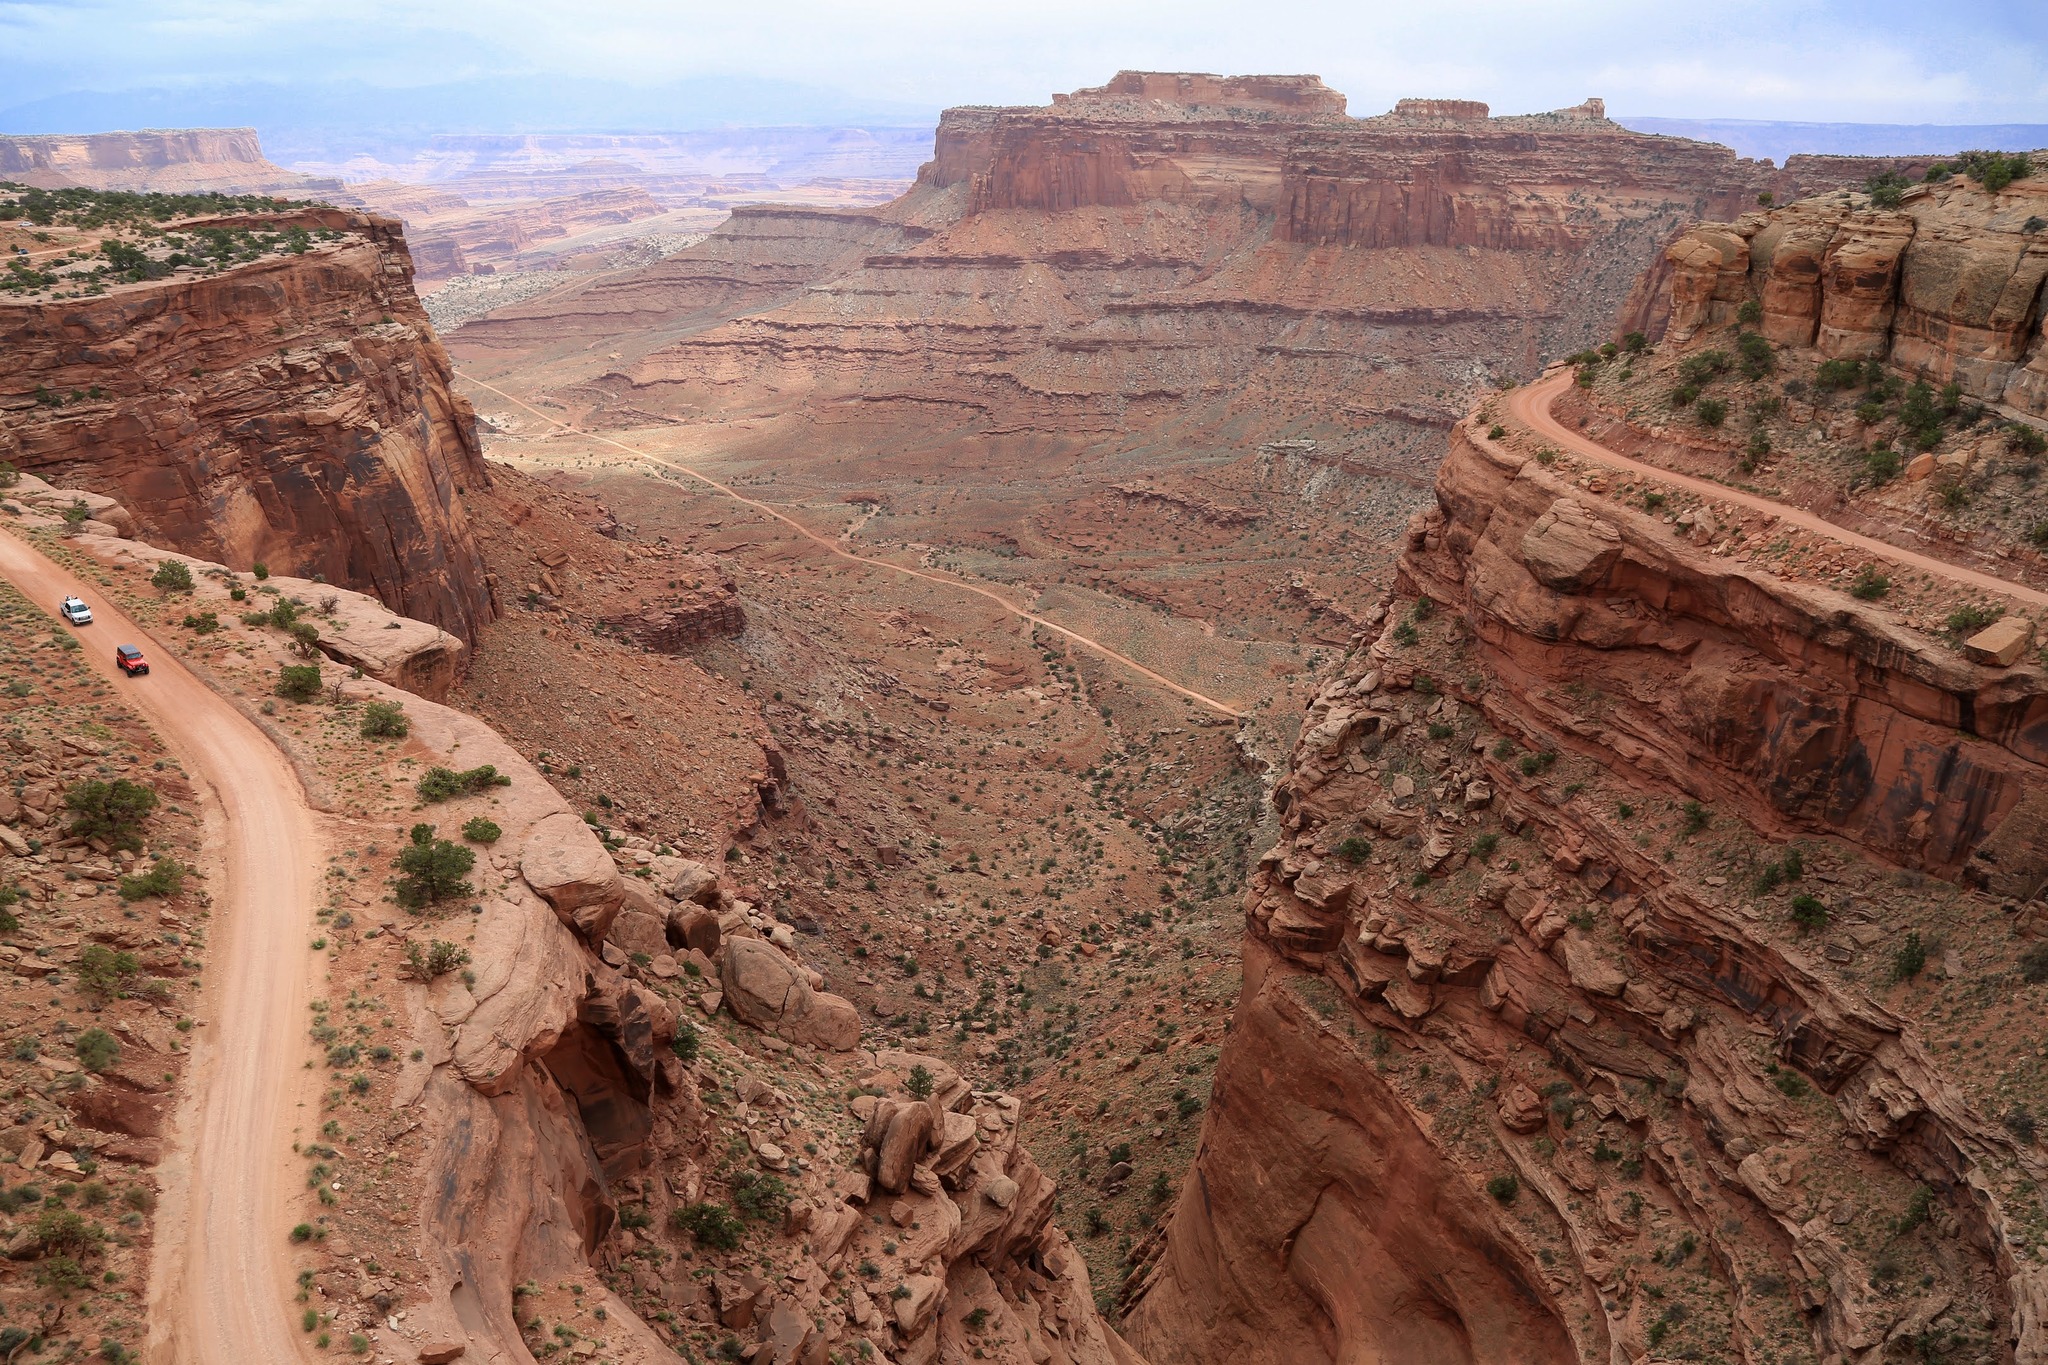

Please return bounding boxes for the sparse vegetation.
[276,663,322,702]
[149,560,194,593]
[399,940,471,982]
[359,700,409,738]
[392,824,475,908]
[63,778,157,850]
[416,764,510,803]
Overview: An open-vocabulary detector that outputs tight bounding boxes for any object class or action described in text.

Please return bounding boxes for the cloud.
[1,0,2042,124]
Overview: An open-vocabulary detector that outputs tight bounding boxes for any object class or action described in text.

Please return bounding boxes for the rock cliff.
[0,208,497,641]
[0,127,332,195]
[1126,410,2048,1362]
[484,73,1912,479]
[1661,161,2048,415]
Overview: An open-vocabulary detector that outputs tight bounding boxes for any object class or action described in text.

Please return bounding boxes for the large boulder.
[520,811,625,941]
[1519,500,1622,594]
[718,938,861,1052]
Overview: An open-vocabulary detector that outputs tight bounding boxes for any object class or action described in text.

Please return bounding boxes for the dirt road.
[1506,369,2048,610]
[456,372,1250,720]
[0,533,319,1365]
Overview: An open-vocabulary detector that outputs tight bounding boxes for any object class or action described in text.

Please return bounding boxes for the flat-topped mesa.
[1058,71,1350,116]
[0,127,332,195]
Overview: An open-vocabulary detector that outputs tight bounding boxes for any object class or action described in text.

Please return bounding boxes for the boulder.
[1497,1080,1547,1133]
[519,811,624,941]
[874,1102,936,1194]
[650,856,720,904]
[1965,617,2033,667]
[718,938,861,1051]
[670,906,722,957]
[1519,500,1622,593]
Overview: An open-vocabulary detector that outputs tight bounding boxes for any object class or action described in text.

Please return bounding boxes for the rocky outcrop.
[718,937,862,1051]
[0,128,332,195]
[1661,165,2048,415]
[0,208,497,641]
[1128,416,2048,1363]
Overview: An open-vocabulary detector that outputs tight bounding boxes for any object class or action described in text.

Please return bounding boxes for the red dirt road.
[0,533,319,1365]
[1506,369,2048,610]
[456,372,1250,719]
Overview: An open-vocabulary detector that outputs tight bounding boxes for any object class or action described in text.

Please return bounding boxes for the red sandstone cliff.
[0,209,496,640]
[467,74,1907,476]
[0,127,333,195]
[1124,402,2048,1362]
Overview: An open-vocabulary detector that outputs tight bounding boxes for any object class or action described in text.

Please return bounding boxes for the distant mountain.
[1617,116,2048,163]
[0,76,940,163]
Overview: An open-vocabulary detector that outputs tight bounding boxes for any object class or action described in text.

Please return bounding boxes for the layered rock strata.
[0,209,496,640]
[0,127,333,195]
[1128,415,2048,1363]
[1661,165,2048,415]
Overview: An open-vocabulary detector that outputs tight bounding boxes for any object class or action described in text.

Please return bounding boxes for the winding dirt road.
[455,372,1250,719]
[0,533,319,1365]
[1507,369,2048,609]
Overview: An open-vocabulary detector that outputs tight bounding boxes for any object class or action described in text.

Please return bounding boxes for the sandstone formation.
[0,208,497,641]
[463,72,1908,482]
[0,127,334,195]
[1661,165,2048,415]
[1127,406,2048,1363]
[344,184,668,281]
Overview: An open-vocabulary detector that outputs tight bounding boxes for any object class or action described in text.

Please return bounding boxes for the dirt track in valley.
[0,532,320,1365]
[1507,368,2048,610]
[456,371,1252,719]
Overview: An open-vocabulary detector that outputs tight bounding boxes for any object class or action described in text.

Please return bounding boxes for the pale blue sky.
[3,0,2044,125]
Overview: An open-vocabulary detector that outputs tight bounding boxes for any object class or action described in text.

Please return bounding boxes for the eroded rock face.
[0,209,497,641]
[1662,174,2048,415]
[719,937,862,1052]
[1128,418,2048,1364]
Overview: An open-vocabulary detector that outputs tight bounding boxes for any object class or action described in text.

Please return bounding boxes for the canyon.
[3,66,2045,1365]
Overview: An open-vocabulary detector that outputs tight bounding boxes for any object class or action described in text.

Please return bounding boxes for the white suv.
[59,596,92,625]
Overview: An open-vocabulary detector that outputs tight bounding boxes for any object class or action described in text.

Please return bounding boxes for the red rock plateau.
[1125,182,2048,1363]
[0,202,497,640]
[0,127,336,195]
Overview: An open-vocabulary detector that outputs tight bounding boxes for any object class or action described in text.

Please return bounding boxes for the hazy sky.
[4,0,2045,124]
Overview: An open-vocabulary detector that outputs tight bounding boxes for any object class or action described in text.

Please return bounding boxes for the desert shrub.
[1743,428,1771,467]
[1772,1068,1809,1098]
[251,562,269,580]
[276,663,322,702]
[1486,1174,1519,1204]
[1736,299,1763,325]
[1518,750,1557,777]
[2004,1105,2039,1145]
[1681,800,1710,835]
[1469,833,1499,861]
[2022,944,2048,983]
[1863,445,1902,484]
[399,939,470,981]
[1336,836,1372,863]
[287,620,321,657]
[1865,170,1911,207]
[1815,358,1862,391]
[1958,149,2032,192]
[35,1208,102,1257]
[392,825,475,908]
[1790,895,1829,930]
[117,857,186,901]
[416,764,510,803]
[459,817,501,844]
[1946,603,2002,636]
[670,1020,701,1066]
[75,945,139,1000]
[359,700,408,738]
[181,610,219,633]
[1892,931,1928,982]
[1737,330,1774,377]
[1622,331,1647,354]
[732,1172,790,1223]
[1850,566,1891,600]
[1678,350,1731,384]
[61,501,90,532]
[64,778,156,850]
[1695,397,1728,428]
[1668,383,1700,409]
[671,1202,743,1250]
[74,1026,120,1073]
[2007,423,2048,456]
[0,462,15,489]
[150,560,193,593]
[1083,1207,1110,1236]
[1487,424,1505,440]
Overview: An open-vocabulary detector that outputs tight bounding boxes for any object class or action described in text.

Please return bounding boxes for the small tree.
[399,939,471,981]
[150,560,194,594]
[0,461,17,489]
[1892,932,1928,982]
[117,857,186,901]
[393,824,474,909]
[61,500,91,534]
[670,1020,701,1066]
[276,663,322,702]
[75,945,139,1000]
[460,817,501,844]
[287,620,321,657]
[906,1064,935,1100]
[64,778,157,850]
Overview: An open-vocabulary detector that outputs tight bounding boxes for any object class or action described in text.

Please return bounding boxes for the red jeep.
[114,644,149,677]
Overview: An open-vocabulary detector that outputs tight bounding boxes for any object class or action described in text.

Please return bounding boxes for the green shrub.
[399,939,470,981]
[907,1064,935,1100]
[416,764,510,803]
[74,1026,120,1073]
[1468,833,1499,861]
[1695,397,1728,428]
[732,1171,790,1223]
[2021,944,2048,983]
[671,1202,743,1250]
[1680,800,1710,835]
[288,1222,315,1243]
[252,562,269,580]
[460,817,501,844]
[1815,358,1862,391]
[1336,836,1372,863]
[1863,446,1902,484]
[1736,299,1763,325]
[61,501,90,531]
[1621,331,1647,354]
[670,1020,701,1066]
[1946,603,2002,636]
[1485,1174,1519,1204]
[1487,423,1505,440]
[359,700,408,738]
[1865,170,1911,208]
[150,560,193,593]
[117,857,186,901]
[181,610,219,633]
[276,663,322,702]
[1737,330,1773,377]
[287,620,321,657]
[1790,895,1829,930]
[0,462,16,489]
[64,778,156,850]
[2007,423,2048,457]
[1678,350,1731,384]
[1668,383,1700,409]
[392,825,475,908]
[1849,566,1891,600]
[35,1208,102,1257]
[75,945,139,1000]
